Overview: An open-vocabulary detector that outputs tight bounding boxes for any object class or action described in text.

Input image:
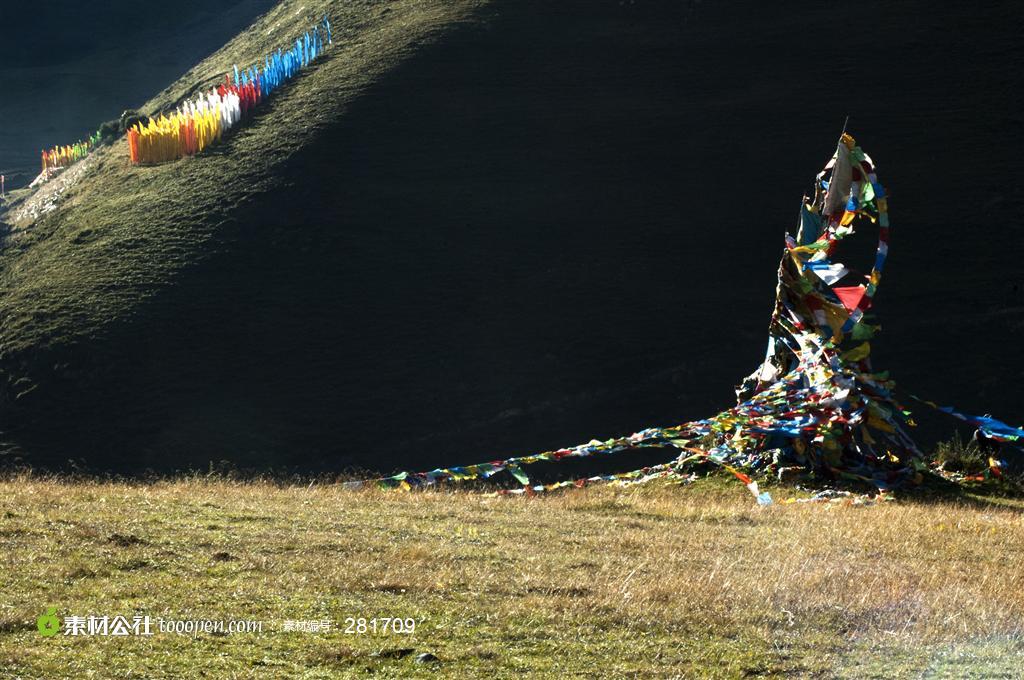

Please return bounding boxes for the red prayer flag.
[833,285,867,313]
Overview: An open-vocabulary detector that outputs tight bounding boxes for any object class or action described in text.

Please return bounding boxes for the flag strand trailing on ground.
[128,15,331,166]
[348,133,1014,499]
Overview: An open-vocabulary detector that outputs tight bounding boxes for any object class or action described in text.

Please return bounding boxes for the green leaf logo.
[37,607,60,637]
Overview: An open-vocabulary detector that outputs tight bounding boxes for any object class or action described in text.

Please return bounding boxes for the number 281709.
[343,617,416,634]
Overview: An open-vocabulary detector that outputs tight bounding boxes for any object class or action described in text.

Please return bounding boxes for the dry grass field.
[1,473,1023,678]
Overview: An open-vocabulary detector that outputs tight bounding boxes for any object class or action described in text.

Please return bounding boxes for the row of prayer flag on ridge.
[41,131,103,174]
[35,16,333,175]
[128,15,332,165]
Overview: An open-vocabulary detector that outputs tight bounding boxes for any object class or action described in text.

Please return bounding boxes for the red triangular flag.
[833,285,866,313]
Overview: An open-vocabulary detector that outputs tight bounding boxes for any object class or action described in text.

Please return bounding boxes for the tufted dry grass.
[1,473,1023,678]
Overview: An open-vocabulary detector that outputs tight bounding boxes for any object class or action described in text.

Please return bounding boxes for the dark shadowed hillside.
[0,0,1021,473]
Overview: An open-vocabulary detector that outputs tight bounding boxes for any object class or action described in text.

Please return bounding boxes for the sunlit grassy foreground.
[1,474,1023,678]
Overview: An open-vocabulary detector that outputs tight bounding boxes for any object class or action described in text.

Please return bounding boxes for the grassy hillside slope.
[1,0,1021,473]
[0,0,490,469]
